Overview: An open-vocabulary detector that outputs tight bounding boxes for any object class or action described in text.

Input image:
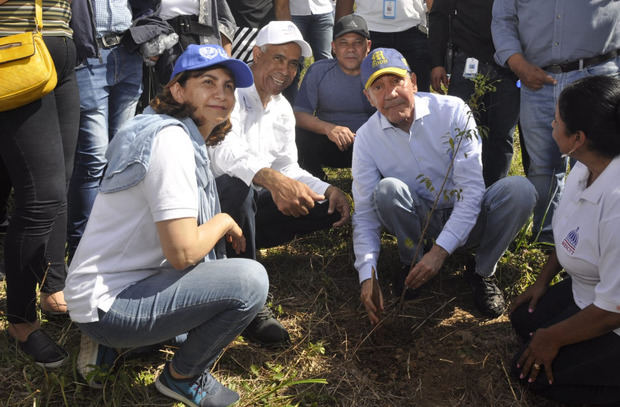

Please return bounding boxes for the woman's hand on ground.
[509,281,548,315]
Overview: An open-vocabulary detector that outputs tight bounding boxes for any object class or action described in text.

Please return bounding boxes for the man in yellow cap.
[352,47,536,324]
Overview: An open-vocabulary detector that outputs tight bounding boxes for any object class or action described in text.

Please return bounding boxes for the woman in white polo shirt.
[509,75,620,405]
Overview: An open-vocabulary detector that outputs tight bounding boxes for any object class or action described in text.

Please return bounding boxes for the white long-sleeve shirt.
[209,84,330,195]
[352,92,485,283]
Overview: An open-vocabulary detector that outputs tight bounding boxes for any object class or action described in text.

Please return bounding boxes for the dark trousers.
[510,278,620,405]
[0,159,10,220]
[370,26,431,92]
[296,127,352,180]
[449,51,520,187]
[0,36,80,323]
[215,175,339,259]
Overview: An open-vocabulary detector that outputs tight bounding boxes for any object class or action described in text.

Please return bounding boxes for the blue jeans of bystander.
[519,56,619,243]
[291,12,334,61]
[67,45,143,257]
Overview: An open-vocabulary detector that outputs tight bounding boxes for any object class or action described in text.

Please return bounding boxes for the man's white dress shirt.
[209,84,330,195]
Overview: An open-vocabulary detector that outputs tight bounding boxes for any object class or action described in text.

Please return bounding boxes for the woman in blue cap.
[64,44,263,407]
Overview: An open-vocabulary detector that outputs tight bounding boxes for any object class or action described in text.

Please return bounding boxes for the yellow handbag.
[0,0,57,112]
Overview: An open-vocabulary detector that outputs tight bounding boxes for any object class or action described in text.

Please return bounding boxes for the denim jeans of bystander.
[519,56,619,243]
[67,45,143,257]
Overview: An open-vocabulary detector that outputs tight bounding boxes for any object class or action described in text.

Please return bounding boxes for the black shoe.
[15,329,68,368]
[464,261,506,318]
[391,264,420,301]
[242,305,290,348]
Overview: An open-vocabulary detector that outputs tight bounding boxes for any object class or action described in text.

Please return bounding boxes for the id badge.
[463,57,479,79]
[383,0,396,19]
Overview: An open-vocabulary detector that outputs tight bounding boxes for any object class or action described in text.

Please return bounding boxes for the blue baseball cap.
[170,44,254,88]
[360,48,411,90]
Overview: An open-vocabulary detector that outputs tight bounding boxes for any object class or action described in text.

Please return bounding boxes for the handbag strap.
[35,0,43,32]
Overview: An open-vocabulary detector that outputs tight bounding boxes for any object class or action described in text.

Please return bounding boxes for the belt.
[543,49,619,73]
[96,32,124,49]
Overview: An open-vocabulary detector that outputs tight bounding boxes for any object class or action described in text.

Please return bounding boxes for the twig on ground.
[410,297,456,335]
[500,358,518,402]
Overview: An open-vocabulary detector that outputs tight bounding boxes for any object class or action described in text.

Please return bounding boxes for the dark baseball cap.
[333,14,370,40]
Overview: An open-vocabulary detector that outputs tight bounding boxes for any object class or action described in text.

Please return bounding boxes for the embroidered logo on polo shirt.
[561,226,579,255]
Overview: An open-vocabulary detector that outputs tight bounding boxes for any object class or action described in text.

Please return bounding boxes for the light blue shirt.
[492,0,620,68]
[95,0,133,35]
[352,93,485,283]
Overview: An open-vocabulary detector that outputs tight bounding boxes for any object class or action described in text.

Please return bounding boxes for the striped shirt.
[0,0,72,37]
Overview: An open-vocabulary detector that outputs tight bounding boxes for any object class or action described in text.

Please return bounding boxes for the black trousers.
[448,51,520,187]
[0,159,10,220]
[369,26,431,93]
[0,36,80,323]
[215,175,339,259]
[510,278,620,405]
[295,127,352,180]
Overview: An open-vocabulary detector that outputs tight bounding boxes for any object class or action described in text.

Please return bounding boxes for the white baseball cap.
[255,21,312,58]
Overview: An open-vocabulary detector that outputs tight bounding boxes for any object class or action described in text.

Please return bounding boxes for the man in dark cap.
[293,14,375,179]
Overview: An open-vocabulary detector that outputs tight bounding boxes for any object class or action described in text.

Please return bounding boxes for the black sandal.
[13,329,68,368]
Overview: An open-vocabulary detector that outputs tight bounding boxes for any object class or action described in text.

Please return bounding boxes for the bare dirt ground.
[238,226,571,407]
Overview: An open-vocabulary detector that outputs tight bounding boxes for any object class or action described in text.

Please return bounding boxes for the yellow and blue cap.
[170,44,254,88]
[360,48,411,90]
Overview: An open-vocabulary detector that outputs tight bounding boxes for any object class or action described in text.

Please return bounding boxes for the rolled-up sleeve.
[491,0,522,67]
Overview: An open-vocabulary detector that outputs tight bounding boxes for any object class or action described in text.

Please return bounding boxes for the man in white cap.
[209,21,351,347]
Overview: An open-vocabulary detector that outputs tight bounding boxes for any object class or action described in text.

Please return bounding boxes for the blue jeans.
[77,258,268,377]
[291,12,334,61]
[374,176,536,276]
[449,51,520,187]
[67,45,143,256]
[520,56,619,243]
[370,26,431,92]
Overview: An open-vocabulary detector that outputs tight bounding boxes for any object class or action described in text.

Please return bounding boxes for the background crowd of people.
[1,0,619,406]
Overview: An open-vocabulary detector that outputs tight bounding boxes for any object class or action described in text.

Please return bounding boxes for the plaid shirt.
[94,0,132,35]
